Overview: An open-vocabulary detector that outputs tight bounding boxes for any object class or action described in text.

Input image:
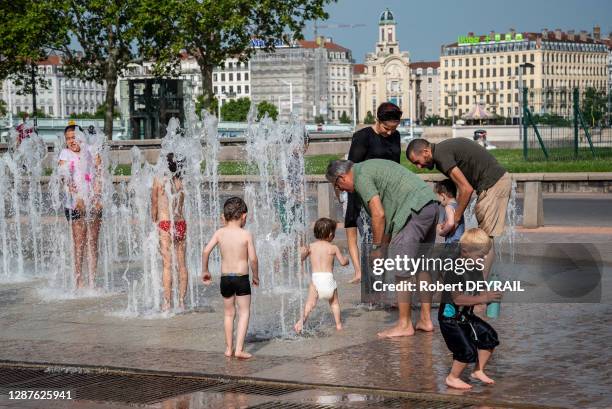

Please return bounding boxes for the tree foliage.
[257,101,278,121]
[581,87,607,127]
[0,100,6,117]
[422,115,441,126]
[363,111,375,124]
[48,0,143,137]
[135,0,333,110]
[221,97,251,122]
[339,111,351,124]
[0,0,63,90]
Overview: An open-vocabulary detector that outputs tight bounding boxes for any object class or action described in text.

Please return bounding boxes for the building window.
[530,53,534,62]
[389,47,394,54]
[237,73,241,81]
[237,85,241,94]
[229,86,233,93]
[229,73,233,81]
[428,77,432,83]
[221,73,225,81]
[245,73,249,80]
[245,85,249,93]
[213,86,218,94]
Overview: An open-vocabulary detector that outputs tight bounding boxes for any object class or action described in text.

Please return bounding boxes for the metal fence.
[523,87,612,161]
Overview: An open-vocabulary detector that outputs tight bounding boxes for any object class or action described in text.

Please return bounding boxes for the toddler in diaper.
[294,218,349,333]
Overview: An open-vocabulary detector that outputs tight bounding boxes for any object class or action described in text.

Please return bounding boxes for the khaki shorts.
[475,172,511,237]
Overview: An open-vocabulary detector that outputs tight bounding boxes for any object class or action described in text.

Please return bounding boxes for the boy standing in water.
[151,153,188,311]
[294,218,348,334]
[439,228,501,389]
[201,197,259,359]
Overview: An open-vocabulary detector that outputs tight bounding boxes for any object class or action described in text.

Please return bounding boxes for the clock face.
[385,64,402,78]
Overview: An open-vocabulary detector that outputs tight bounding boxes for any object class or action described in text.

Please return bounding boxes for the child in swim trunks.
[201,197,259,359]
[439,228,502,390]
[151,153,188,311]
[294,218,348,334]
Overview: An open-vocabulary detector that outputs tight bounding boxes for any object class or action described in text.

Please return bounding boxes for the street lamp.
[518,62,535,140]
[276,79,293,115]
[351,84,357,130]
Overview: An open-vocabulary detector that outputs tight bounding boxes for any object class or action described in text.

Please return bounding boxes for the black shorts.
[439,313,499,363]
[64,208,102,221]
[220,275,251,298]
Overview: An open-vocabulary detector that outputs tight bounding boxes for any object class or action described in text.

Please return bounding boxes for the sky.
[312,0,612,63]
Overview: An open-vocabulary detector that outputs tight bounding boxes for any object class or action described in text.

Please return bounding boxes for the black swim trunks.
[439,310,499,363]
[64,207,103,221]
[220,274,251,298]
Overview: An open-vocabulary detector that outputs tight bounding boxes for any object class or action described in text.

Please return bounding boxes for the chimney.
[490,30,495,40]
[542,28,549,38]
[555,28,562,40]
[579,30,588,41]
[593,25,601,40]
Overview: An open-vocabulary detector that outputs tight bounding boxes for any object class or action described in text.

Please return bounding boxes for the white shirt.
[58,146,97,209]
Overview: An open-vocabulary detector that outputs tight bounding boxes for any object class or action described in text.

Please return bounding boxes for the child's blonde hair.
[459,228,492,255]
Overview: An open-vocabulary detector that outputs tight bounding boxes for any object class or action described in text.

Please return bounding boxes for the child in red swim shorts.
[151,153,188,311]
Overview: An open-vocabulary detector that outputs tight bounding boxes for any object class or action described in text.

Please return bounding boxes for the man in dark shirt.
[406,138,511,285]
[343,102,402,283]
[406,138,510,239]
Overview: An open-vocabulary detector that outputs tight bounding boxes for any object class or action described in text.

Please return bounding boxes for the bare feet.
[161,299,171,312]
[294,320,303,334]
[348,276,361,284]
[377,323,415,338]
[471,370,495,384]
[234,350,252,359]
[224,347,233,358]
[336,323,343,331]
[415,320,434,332]
[178,299,185,310]
[445,375,472,390]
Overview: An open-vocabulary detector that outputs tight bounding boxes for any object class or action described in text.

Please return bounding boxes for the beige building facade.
[355,9,413,122]
[410,61,440,122]
[440,28,609,122]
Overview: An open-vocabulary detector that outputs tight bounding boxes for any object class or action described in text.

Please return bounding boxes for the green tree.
[423,115,441,126]
[136,0,332,111]
[363,111,375,124]
[0,100,6,117]
[48,0,144,138]
[314,114,325,124]
[196,94,218,118]
[19,109,49,120]
[339,111,351,124]
[257,101,278,121]
[94,103,120,119]
[581,87,606,127]
[0,1,63,116]
[221,97,251,122]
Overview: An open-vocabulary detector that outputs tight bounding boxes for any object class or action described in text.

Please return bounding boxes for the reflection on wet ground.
[0,232,610,408]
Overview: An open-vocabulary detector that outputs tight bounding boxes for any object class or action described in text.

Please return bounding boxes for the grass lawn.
[89,149,612,176]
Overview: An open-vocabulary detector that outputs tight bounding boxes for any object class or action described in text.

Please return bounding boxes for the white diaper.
[311,272,337,300]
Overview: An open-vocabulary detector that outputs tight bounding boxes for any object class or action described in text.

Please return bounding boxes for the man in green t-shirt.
[326,159,438,338]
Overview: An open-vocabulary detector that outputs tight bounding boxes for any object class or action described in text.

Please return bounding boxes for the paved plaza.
[0,226,610,409]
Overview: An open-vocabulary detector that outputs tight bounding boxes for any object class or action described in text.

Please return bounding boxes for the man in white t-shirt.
[58,124,103,289]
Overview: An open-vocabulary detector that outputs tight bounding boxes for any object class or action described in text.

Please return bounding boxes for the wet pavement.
[0,229,611,409]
